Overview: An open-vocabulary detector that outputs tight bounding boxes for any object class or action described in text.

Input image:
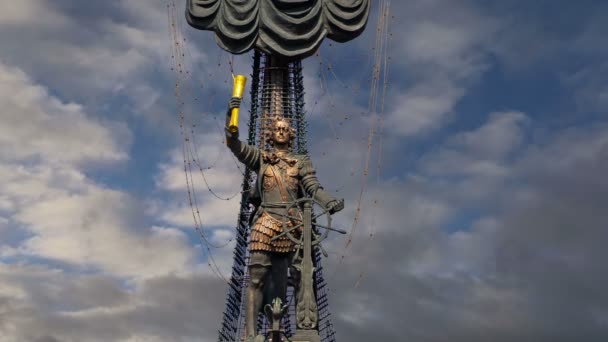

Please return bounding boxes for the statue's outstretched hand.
[229,96,242,110]
[328,199,344,215]
[225,97,242,140]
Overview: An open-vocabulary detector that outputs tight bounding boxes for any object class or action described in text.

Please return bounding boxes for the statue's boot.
[246,265,268,338]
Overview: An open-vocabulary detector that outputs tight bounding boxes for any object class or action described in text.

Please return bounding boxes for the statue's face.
[273,120,290,145]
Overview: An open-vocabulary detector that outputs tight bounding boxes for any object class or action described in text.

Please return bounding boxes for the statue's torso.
[262,157,300,204]
[250,152,302,253]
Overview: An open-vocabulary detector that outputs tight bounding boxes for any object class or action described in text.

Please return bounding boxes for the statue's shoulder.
[291,153,307,161]
[291,154,312,168]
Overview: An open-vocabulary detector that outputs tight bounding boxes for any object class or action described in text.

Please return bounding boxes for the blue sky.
[1,0,608,341]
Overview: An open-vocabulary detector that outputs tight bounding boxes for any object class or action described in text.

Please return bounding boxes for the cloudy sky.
[1,0,608,341]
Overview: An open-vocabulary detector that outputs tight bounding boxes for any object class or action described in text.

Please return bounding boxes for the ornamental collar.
[263,151,298,167]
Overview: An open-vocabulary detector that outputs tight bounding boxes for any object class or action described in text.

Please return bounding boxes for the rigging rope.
[329,1,391,290]
[167,0,233,282]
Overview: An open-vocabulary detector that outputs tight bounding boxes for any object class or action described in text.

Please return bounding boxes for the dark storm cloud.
[492,125,608,333]
[0,263,227,341]
[318,117,608,342]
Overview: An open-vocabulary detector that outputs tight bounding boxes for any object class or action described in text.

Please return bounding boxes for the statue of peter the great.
[224,96,344,342]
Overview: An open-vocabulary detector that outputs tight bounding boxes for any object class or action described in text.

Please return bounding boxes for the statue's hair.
[262,115,296,149]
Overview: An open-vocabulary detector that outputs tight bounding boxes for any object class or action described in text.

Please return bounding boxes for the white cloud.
[381,0,499,137]
[450,111,528,159]
[0,62,196,279]
[562,61,608,113]
[0,62,130,166]
[157,199,240,229]
[400,19,490,74]
[2,166,196,279]
[0,0,67,28]
[14,185,195,278]
[154,132,243,229]
[0,0,217,132]
[419,111,528,180]
[385,80,465,136]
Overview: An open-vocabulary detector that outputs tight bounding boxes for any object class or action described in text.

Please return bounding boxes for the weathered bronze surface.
[250,211,296,253]
[294,201,318,329]
[225,98,343,341]
[264,297,289,342]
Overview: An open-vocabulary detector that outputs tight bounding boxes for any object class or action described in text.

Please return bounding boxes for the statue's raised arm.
[225,96,262,171]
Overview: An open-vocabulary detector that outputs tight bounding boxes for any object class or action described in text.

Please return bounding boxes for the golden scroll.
[229,75,247,133]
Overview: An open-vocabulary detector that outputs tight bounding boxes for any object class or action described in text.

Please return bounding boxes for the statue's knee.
[250,276,263,288]
[249,266,267,288]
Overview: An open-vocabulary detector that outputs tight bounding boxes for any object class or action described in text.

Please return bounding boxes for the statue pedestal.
[290,330,320,342]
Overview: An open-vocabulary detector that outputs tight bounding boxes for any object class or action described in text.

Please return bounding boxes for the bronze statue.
[186,2,369,340]
[225,96,344,342]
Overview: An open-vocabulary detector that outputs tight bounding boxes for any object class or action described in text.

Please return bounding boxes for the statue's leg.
[246,251,271,339]
[269,252,290,302]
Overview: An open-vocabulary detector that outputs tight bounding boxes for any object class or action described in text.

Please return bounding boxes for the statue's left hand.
[328,199,344,215]
[229,96,242,109]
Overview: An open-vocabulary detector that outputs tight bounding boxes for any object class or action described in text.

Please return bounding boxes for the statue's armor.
[250,211,295,253]
[227,137,336,253]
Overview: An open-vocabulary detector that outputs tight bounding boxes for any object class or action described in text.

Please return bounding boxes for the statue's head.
[264,116,295,149]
